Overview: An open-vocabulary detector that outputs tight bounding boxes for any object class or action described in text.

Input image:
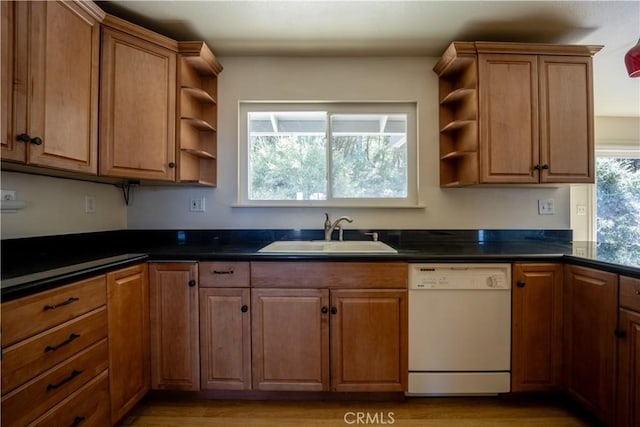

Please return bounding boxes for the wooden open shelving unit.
[433,42,479,187]
[176,41,223,186]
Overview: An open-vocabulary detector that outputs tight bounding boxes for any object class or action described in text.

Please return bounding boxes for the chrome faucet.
[324,213,353,241]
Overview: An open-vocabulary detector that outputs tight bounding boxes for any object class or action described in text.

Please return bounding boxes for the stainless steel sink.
[258,240,397,254]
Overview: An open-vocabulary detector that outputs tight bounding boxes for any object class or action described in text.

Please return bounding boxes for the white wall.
[127,56,570,230]
[1,171,126,239]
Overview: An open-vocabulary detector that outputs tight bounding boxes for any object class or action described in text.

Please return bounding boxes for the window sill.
[231,202,426,209]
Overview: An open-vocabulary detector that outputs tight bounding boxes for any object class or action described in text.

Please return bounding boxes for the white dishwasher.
[407,263,511,396]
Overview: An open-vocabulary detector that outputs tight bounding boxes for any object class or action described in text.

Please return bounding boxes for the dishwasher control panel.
[409,263,511,290]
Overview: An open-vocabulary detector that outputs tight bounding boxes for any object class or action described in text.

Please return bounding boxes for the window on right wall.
[595,153,640,244]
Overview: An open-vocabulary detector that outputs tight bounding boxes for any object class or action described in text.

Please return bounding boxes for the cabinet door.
[617,308,640,427]
[24,1,100,173]
[149,262,199,390]
[251,288,329,391]
[200,288,251,390]
[1,1,24,162]
[564,265,618,425]
[511,263,563,392]
[539,56,594,183]
[330,289,407,392]
[478,54,539,184]
[107,264,149,424]
[100,27,176,181]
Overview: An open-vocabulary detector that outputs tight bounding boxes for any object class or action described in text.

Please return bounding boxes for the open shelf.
[440,88,475,105]
[181,148,216,159]
[434,44,479,188]
[182,117,216,132]
[176,42,222,187]
[182,86,216,104]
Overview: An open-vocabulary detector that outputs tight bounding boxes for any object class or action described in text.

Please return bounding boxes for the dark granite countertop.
[2,229,638,301]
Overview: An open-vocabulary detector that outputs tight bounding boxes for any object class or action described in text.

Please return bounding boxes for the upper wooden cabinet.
[1,0,102,174]
[434,42,601,187]
[99,16,177,181]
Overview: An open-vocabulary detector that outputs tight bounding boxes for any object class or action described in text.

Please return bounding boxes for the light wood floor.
[121,396,600,427]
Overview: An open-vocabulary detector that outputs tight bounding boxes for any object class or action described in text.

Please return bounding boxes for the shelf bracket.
[116,180,139,206]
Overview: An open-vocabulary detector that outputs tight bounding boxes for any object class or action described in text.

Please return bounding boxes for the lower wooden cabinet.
[1,273,109,426]
[107,263,150,424]
[250,281,408,392]
[564,264,618,426]
[617,276,640,427]
[199,287,252,390]
[511,263,563,392]
[251,288,330,391]
[331,289,407,392]
[28,370,111,427]
[149,262,200,390]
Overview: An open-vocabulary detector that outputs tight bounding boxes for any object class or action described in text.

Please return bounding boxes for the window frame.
[237,101,419,208]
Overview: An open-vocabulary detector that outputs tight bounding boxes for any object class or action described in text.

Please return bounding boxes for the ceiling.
[99,1,640,117]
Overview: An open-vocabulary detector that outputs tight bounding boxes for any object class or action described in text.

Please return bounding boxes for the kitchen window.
[238,102,418,207]
[596,150,640,245]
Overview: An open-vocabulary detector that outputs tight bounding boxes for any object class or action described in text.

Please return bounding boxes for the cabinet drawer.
[1,275,106,347]
[28,370,110,427]
[1,339,109,427]
[251,262,408,288]
[200,262,250,287]
[2,308,107,395]
[620,276,640,312]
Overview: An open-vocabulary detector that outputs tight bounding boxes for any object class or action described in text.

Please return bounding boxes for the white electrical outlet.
[576,204,587,216]
[85,195,96,213]
[190,197,205,212]
[538,199,555,215]
[1,190,16,201]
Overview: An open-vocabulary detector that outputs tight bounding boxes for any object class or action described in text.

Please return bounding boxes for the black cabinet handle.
[213,270,234,275]
[45,333,80,353]
[330,307,338,315]
[321,306,328,314]
[43,297,79,311]
[16,134,43,145]
[614,329,627,338]
[71,416,86,427]
[541,164,549,170]
[188,279,196,287]
[16,133,31,142]
[516,281,526,288]
[241,305,248,313]
[168,162,176,168]
[533,164,541,171]
[47,370,82,391]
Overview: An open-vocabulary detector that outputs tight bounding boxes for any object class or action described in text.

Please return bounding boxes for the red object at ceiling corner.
[624,39,640,77]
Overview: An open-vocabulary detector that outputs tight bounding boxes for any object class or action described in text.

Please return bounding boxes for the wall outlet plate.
[1,190,16,201]
[190,197,205,212]
[85,195,96,213]
[538,199,555,215]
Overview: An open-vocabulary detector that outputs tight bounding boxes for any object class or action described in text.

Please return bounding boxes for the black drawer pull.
[70,416,86,427]
[43,297,79,311]
[241,305,249,313]
[213,270,234,275]
[45,333,80,352]
[47,369,82,391]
